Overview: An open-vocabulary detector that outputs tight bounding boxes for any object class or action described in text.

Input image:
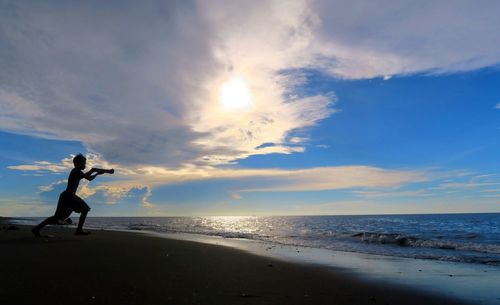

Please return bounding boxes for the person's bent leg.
[73,196,91,235]
[75,210,90,235]
[32,216,57,237]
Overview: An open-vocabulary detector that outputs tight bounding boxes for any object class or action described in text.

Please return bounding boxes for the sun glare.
[219,78,252,111]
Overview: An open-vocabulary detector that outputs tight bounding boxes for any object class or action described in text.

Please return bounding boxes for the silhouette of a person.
[32,154,114,237]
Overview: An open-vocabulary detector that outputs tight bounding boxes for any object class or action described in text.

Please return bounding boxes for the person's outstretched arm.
[83,168,114,181]
[82,168,98,181]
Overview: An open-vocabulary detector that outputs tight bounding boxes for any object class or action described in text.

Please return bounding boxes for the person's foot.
[32,227,43,238]
[75,230,91,236]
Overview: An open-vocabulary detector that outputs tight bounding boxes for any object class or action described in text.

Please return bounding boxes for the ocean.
[15,213,500,266]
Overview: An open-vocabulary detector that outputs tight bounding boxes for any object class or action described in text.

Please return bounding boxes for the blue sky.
[1,1,499,216]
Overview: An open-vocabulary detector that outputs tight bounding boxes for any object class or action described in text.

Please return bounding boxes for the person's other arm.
[82,168,101,181]
[83,168,114,181]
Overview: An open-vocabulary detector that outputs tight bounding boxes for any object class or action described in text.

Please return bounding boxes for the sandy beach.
[0,220,470,305]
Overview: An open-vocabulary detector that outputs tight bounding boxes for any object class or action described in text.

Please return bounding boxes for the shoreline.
[143,230,500,305]
[13,215,500,266]
[0,221,475,305]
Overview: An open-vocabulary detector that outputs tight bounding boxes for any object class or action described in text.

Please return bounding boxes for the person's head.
[73,154,86,170]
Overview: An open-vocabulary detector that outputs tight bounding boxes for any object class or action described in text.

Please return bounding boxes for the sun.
[219,78,252,111]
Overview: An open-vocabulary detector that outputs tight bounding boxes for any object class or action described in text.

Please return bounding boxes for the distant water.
[15,213,500,266]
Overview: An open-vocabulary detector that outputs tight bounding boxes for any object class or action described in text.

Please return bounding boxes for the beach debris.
[448,274,453,277]
[267,263,273,267]
[7,225,19,231]
[89,295,96,301]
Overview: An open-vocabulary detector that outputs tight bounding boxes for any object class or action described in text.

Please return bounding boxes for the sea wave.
[351,231,500,254]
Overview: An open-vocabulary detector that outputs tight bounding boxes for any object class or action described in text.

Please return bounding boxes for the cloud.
[437,181,500,190]
[2,1,499,169]
[310,1,500,78]
[8,161,68,173]
[0,1,333,167]
[11,155,432,207]
[231,193,242,200]
[141,187,153,208]
[289,137,309,144]
[232,166,428,192]
[352,189,433,198]
[13,154,497,216]
[495,103,500,109]
[38,180,66,193]
[115,165,428,194]
[479,189,500,193]
[86,164,432,203]
[7,153,115,175]
[0,198,53,217]
[433,173,500,191]
[290,197,500,215]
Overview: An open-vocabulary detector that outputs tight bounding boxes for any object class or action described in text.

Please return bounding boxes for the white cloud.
[0,198,53,217]
[310,1,500,78]
[8,163,68,173]
[0,1,333,167]
[86,164,431,203]
[8,158,75,173]
[290,197,500,215]
[38,180,66,193]
[232,166,428,192]
[352,189,433,198]
[12,155,432,208]
[289,137,309,144]
[2,1,499,169]
[437,181,500,189]
[13,155,499,215]
[495,103,500,109]
[231,193,242,200]
[141,187,154,208]
[7,153,115,175]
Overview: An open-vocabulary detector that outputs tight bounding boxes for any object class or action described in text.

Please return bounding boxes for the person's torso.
[65,168,83,194]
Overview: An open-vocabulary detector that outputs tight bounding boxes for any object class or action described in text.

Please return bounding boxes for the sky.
[0,0,499,216]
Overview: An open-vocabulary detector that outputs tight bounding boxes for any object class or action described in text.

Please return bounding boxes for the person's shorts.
[54,191,90,220]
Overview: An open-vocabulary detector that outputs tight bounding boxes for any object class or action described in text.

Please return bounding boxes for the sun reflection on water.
[204,216,269,236]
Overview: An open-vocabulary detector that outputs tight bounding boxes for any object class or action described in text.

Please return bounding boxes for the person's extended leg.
[75,210,90,235]
[32,216,57,237]
[35,191,70,237]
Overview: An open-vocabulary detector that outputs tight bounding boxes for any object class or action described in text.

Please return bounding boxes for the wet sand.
[0,220,470,305]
